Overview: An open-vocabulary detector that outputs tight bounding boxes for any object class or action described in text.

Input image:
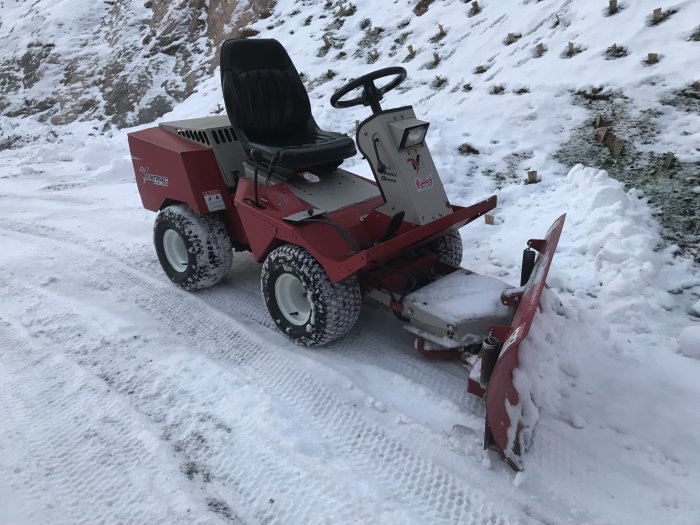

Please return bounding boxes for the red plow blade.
[468,214,566,468]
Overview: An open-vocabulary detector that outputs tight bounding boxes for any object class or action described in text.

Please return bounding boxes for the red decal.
[415,175,433,192]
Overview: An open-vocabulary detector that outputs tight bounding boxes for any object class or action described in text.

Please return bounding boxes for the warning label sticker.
[203,190,226,212]
[501,323,524,353]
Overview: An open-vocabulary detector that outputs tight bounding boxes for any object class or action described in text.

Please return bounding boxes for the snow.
[679,326,700,358]
[2,0,700,524]
[693,300,700,316]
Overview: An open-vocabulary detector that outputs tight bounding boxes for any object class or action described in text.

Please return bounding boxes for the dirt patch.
[458,143,480,155]
[431,75,447,89]
[555,93,700,262]
[183,460,212,483]
[648,8,677,26]
[561,42,584,58]
[604,44,628,60]
[662,82,700,114]
[207,498,241,523]
[414,0,435,16]
[482,151,534,189]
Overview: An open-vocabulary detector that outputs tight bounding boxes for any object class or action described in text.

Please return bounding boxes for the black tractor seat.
[249,127,356,171]
[220,38,356,172]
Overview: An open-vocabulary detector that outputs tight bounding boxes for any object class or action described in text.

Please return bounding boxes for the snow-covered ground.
[2,0,700,524]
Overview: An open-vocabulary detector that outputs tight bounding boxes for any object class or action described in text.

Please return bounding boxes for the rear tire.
[154,204,232,291]
[261,244,361,346]
[430,230,463,267]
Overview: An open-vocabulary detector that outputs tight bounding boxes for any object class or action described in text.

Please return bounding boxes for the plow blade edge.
[470,214,566,468]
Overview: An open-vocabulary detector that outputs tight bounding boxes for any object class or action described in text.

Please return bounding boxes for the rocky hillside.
[0,0,275,127]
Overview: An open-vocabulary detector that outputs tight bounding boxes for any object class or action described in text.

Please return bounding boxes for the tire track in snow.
[0,219,560,524]
[0,317,219,525]
[89,250,525,524]
[3,214,484,419]
[200,259,485,419]
[1,212,483,436]
[0,275,395,525]
[4,212,488,474]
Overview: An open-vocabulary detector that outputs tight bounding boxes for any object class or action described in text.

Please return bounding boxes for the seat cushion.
[220,39,357,170]
[221,39,311,144]
[250,128,357,171]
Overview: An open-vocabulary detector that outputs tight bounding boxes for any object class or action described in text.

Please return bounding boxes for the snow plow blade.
[467,214,566,469]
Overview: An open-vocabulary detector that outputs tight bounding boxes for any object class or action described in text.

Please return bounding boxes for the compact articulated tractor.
[128,39,565,467]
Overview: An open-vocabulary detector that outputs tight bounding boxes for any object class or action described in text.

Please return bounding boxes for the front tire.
[430,230,463,267]
[154,204,232,291]
[261,244,361,346]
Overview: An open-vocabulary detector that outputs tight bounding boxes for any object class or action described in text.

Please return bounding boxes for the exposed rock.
[19,43,55,89]
[208,0,277,65]
[0,0,277,128]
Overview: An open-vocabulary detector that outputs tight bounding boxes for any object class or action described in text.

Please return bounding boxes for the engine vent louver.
[176,127,236,147]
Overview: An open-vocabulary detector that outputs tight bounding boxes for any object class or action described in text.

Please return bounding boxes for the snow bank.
[679,326,700,358]
[557,165,695,339]
[565,165,663,302]
[510,164,697,466]
[692,300,700,316]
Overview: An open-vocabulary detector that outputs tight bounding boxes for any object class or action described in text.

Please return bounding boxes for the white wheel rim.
[275,273,311,326]
[163,228,189,272]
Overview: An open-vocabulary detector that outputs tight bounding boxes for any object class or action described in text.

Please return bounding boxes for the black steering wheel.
[330,67,407,114]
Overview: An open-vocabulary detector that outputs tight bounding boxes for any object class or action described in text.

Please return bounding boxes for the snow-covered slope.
[0,0,274,126]
[1,0,700,524]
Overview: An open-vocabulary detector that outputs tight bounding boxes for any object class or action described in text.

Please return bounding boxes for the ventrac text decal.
[140,166,168,187]
[415,175,433,192]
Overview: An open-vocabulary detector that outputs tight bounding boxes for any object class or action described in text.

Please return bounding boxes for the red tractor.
[128,39,565,467]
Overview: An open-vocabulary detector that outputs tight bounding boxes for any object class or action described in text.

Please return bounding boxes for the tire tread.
[261,244,361,346]
[154,204,232,291]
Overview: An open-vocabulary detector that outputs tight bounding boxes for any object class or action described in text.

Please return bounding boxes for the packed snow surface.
[2,0,700,524]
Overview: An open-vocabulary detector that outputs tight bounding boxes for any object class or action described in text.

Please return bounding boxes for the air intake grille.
[176,129,210,146]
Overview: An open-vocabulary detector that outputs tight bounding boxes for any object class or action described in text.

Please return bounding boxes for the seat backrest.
[220,39,313,145]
